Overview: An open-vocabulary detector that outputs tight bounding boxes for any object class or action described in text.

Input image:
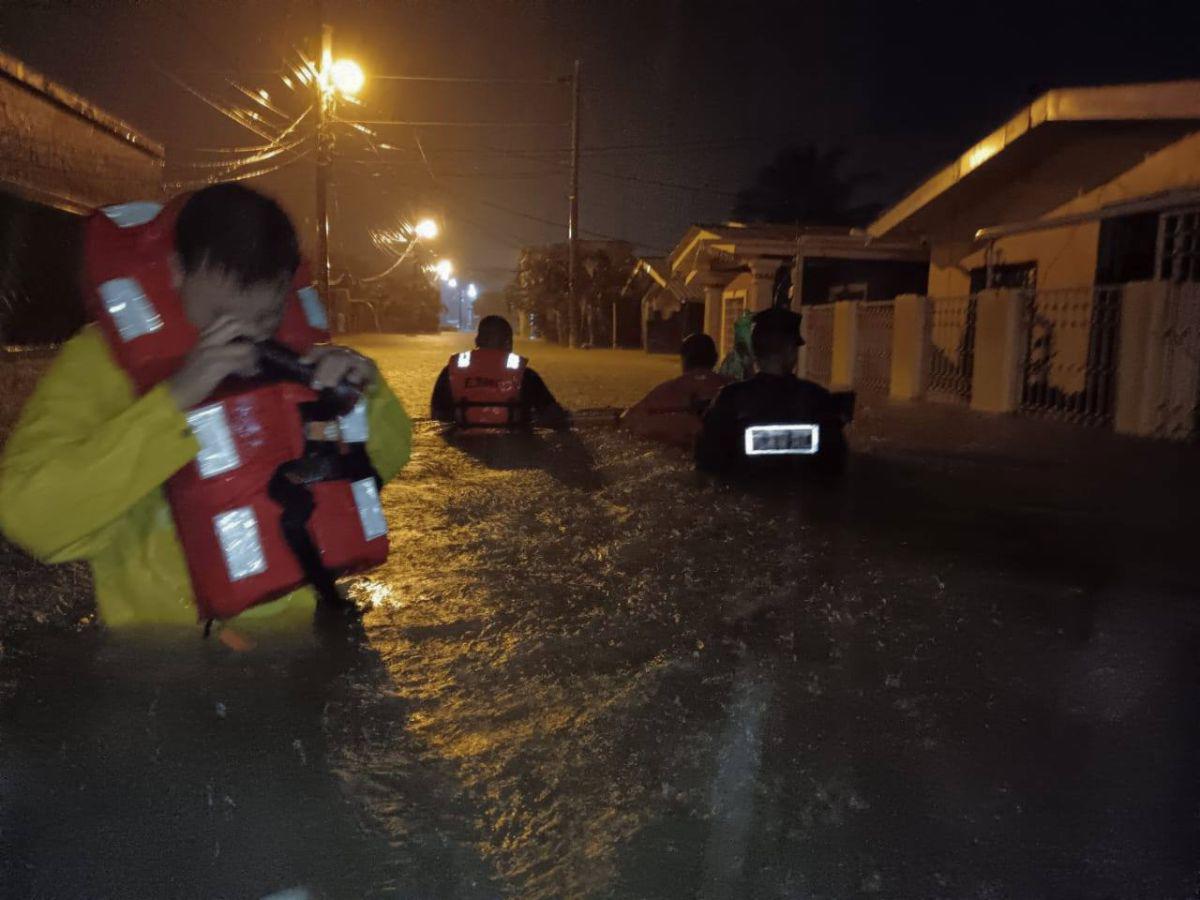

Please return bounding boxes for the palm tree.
[732,145,879,226]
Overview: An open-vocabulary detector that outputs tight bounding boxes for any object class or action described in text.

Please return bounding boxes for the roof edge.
[0,48,164,160]
[868,79,1200,239]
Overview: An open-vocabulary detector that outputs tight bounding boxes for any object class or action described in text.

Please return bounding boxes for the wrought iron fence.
[925,295,976,404]
[804,304,834,386]
[1151,283,1200,441]
[1019,286,1121,427]
[855,300,894,395]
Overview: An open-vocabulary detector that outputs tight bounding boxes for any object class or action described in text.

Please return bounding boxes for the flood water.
[2,334,1198,899]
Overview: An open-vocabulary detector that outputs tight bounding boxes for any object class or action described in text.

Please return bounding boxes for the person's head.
[680,332,718,373]
[476,315,514,352]
[750,307,804,375]
[172,183,300,340]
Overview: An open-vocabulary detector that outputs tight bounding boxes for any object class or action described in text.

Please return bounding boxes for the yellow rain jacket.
[0,326,412,627]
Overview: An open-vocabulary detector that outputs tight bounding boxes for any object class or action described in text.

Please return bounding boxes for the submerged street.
[2,333,1198,899]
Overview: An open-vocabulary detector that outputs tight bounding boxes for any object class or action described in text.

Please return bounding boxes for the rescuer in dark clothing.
[695,306,850,478]
[430,315,570,429]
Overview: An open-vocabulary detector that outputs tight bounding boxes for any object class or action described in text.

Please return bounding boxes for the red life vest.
[446,348,528,429]
[81,198,388,622]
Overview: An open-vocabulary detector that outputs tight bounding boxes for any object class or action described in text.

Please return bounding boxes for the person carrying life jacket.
[430,315,570,431]
[0,184,412,632]
[696,306,852,479]
[621,332,731,448]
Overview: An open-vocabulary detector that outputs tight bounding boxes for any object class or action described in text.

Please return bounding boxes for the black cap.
[751,306,804,346]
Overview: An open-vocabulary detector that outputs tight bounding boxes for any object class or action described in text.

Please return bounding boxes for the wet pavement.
[2,333,1198,899]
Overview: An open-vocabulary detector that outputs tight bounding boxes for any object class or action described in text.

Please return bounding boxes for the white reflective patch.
[97,277,163,341]
[350,478,387,541]
[297,286,329,329]
[456,351,472,368]
[101,201,162,228]
[505,353,521,370]
[213,507,268,581]
[743,424,821,456]
[187,403,241,478]
[338,397,369,443]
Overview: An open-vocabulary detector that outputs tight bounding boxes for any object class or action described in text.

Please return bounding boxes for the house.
[865,79,1200,432]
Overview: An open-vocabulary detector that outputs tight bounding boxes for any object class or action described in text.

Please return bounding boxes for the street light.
[467,283,478,299]
[434,259,454,282]
[414,218,439,240]
[329,59,365,98]
[448,277,458,289]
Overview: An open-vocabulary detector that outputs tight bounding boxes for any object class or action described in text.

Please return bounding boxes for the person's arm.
[0,332,201,564]
[429,367,456,422]
[521,368,571,428]
[694,389,739,474]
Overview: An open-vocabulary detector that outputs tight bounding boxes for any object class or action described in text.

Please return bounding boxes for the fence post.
[830,300,859,389]
[889,294,929,400]
[970,288,1024,413]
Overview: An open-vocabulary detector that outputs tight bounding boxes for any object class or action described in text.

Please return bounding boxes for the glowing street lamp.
[414,218,439,240]
[467,283,478,299]
[330,59,365,97]
[448,277,459,289]
[434,259,454,282]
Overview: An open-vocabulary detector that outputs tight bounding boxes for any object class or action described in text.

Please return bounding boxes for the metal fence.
[855,300,894,395]
[925,295,976,404]
[1150,282,1200,441]
[1019,286,1121,427]
[804,304,834,386]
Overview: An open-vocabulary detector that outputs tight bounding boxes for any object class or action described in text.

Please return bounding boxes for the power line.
[369,74,567,86]
[335,118,570,128]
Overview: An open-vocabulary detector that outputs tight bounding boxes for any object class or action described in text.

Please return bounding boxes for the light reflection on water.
[3,419,1198,898]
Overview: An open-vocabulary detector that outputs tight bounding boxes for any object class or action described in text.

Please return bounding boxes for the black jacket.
[695,373,848,477]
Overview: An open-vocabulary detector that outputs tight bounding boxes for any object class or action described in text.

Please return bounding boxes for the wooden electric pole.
[567,58,581,348]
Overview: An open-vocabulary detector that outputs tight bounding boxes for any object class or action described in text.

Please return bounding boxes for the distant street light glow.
[434,259,454,282]
[448,278,459,289]
[467,283,478,299]
[415,218,439,240]
[330,59,365,97]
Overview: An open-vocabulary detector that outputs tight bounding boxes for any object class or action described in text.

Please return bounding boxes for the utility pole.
[567,58,581,348]
[315,22,333,302]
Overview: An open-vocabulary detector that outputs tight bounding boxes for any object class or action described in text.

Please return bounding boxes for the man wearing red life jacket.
[621,332,731,448]
[430,315,570,431]
[0,184,412,633]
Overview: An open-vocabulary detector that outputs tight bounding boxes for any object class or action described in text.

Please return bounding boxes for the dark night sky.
[2,0,1199,289]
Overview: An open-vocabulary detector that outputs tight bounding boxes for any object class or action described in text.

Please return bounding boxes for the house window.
[1158,208,1200,283]
[828,283,868,302]
[969,261,1036,293]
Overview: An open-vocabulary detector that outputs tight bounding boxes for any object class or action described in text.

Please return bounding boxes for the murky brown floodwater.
[3,334,1197,899]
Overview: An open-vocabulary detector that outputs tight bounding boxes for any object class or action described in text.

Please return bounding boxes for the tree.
[731,144,880,226]
[506,242,636,345]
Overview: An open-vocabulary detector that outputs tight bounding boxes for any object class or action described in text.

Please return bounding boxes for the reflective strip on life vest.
[101,202,163,228]
[213,506,269,581]
[456,351,472,368]
[97,277,164,341]
[350,478,387,540]
[337,397,369,443]
[505,353,521,370]
[186,402,241,478]
[296,286,329,329]
[743,424,821,456]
